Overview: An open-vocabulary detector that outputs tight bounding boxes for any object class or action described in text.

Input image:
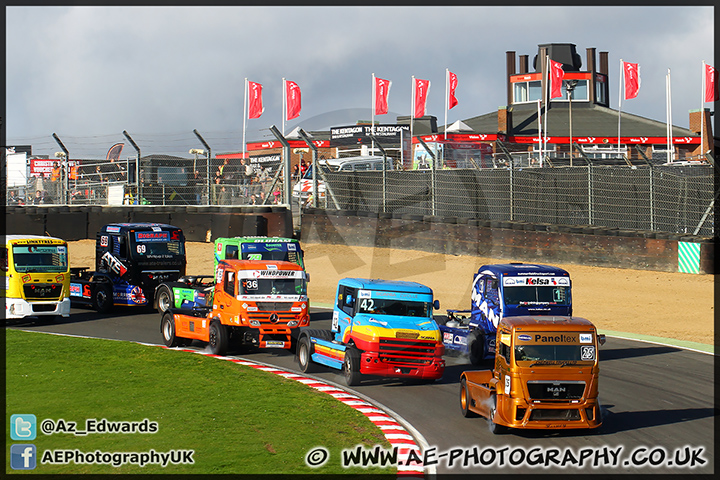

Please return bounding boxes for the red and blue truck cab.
[296,278,445,386]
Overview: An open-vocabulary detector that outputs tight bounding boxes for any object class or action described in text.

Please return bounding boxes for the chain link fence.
[318,164,715,236]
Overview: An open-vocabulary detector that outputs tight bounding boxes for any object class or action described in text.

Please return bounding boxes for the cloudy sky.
[5,5,715,159]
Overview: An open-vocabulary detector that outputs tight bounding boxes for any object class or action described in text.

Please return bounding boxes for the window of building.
[513,80,542,104]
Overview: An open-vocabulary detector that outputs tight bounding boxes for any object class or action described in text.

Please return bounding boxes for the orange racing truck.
[160,259,309,355]
[460,315,605,433]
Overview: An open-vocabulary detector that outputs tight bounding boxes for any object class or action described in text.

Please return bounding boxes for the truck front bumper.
[6,297,71,319]
[499,396,602,430]
[358,351,445,380]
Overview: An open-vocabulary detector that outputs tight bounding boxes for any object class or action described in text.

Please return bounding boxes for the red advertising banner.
[248,81,264,119]
[549,59,565,99]
[705,64,718,102]
[414,78,430,118]
[623,62,640,100]
[447,70,458,110]
[374,76,391,115]
[285,80,301,120]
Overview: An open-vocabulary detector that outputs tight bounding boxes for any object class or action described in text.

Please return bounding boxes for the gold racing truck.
[460,315,605,433]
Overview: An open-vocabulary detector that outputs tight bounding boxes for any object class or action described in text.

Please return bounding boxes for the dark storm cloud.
[5,6,714,158]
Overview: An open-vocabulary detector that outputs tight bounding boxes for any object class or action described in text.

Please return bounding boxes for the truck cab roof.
[101,223,180,233]
[219,259,304,271]
[500,315,595,330]
[478,263,570,277]
[338,277,433,294]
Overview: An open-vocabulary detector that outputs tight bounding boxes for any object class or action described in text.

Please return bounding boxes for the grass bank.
[5,329,394,474]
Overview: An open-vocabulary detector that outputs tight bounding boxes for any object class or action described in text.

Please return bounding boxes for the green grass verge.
[6,329,396,474]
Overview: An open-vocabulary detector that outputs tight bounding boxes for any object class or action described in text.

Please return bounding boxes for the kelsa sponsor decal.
[22,275,31,283]
[518,334,532,341]
[358,290,371,298]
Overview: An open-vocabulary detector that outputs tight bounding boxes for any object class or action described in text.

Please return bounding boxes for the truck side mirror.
[598,334,606,346]
[433,299,440,310]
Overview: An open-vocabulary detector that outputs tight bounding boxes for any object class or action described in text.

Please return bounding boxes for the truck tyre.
[297,335,315,373]
[343,346,361,386]
[161,312,181,347]
[93,283,113,313]
[468,330,485,366]
[460,377,477,418]
[488,394,507,434]
[209,321,229,356]
[156,285,173,314]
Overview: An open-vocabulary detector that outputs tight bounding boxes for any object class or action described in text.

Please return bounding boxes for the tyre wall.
[300,208,715,274]
[5,206,293,243]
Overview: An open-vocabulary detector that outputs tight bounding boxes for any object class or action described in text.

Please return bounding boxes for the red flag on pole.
[705,64,718,102]
[414,78,431,118]
[285,80,302,120]
[248,81,264,119]
[374,77,391,115]
[448,71,458,109]
[623,62,640,100]
[106,143,124,161]
[549,59,565,99]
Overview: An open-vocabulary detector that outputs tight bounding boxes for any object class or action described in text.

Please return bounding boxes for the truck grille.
[23,283,63,300]
[527,381,586,400]
[529,409,581,421]
[378,338,437,365]
[254,302,295,312]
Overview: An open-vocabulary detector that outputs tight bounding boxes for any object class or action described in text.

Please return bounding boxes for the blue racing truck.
[70,223,186,313]
[438,263,571,365]
[296,278,445,386]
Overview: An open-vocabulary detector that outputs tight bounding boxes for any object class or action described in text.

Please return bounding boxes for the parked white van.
[292,156,394,202]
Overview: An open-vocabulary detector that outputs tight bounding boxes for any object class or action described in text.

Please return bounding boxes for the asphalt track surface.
[8,306,715,475]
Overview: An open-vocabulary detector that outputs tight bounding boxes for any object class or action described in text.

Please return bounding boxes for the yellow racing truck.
[460,315,605,433]
[3,235,71,320]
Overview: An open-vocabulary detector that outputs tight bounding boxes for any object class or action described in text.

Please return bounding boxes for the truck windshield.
[12,244,68,273]
[503,285,570,306]
[240,278,307,296]
[241,249,304,267]
[356,298,431,318]
[130,237,185,259]
[514,335,595,365]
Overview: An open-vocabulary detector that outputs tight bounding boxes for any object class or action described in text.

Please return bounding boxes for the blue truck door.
[333,285,356,338]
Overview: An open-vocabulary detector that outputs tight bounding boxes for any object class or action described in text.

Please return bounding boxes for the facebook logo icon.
[11,414,37,440]
[11,444,37,470]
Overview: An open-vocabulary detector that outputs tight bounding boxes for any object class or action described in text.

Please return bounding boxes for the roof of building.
[451,102,697,138]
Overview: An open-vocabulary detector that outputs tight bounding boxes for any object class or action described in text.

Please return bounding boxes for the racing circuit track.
[8,307,714,475]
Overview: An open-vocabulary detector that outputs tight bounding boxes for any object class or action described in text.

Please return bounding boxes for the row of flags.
[245,70,460,122]
[247,63,716,123]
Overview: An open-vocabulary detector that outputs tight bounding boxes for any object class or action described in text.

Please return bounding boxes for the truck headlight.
[250,320,261,327]
[288,321,298,327]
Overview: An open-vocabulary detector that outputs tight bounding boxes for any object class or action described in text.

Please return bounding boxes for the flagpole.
[700,61,705,159]
[444,68,449,140]
[668,69,673,162]
[243,78,248,159]
[411,75,415,150]
[371,73,376,156]
[543,55,549,166]
[537,99,542,164]
[282,78,286,136]
[666,69,672,163]
[617,59,623,157]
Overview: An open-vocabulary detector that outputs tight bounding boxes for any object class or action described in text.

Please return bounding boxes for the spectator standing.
[190,170,203,204]
[7,190,22,205]
[50,161,61,203]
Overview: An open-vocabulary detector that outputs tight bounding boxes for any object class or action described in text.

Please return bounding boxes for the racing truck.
[296,278,445,386]
[154,236,306,313]
[460,315,605,433]
[70,223,186,313]
[160,259,310,355]
[438,263,571,365]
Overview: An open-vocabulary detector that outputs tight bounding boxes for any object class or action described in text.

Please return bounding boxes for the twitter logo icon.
[11,414,37,440]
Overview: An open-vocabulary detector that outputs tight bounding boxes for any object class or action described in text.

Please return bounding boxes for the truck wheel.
[460,377,477,418]
[297,336,315,373]
[93,284,113,313]
[209,321,228,356]
[488,395,507,434]
[161,312,181,347]
[156,285,173,314]
[468,331,485,366]
[343,347,361,386]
